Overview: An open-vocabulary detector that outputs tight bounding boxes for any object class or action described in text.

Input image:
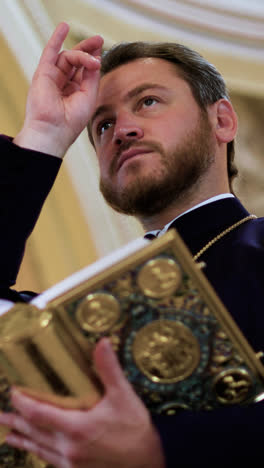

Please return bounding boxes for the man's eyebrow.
[90,83,168,129]
[126,83,169,100]
[90,104,112,129]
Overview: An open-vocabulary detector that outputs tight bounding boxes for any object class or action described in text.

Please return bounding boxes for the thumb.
[93,338,132,396]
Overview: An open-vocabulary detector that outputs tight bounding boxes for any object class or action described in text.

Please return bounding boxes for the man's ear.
[211,99,237,144]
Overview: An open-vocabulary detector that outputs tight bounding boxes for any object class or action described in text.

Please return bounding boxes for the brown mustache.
[110,140,165,175]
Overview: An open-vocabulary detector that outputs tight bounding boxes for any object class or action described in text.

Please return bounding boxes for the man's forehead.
[96,57,183,104]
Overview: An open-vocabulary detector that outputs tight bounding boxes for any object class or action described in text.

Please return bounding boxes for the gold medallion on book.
[0,229,263,428]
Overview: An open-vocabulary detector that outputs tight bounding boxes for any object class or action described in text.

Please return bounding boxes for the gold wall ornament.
[132,320,200,383]
[76,292,121,333]
[137,257,182,298]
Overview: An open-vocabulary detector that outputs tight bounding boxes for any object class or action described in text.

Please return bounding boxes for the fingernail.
[101,337,113,353]
[91,56,100,64]
[11,386,20,397]
[5,434,16,445]
[10,387,23,404]
[10,388,16,400]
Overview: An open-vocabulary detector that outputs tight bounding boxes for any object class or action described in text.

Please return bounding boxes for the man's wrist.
[14,126,67,159]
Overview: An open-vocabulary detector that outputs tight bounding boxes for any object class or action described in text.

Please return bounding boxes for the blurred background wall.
[0,0,263,292]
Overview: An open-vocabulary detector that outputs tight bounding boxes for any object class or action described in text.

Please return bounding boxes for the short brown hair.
[88,41,238,190]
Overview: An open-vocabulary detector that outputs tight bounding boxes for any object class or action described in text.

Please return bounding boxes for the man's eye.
[97,121,113,136]
[141,97,158,108]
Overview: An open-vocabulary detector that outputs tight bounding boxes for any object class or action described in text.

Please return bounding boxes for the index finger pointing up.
[39,22,70,66]
[73,35,104,57]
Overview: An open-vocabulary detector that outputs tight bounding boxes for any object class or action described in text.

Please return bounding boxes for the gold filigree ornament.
[132,320,200,383]
[76,292,121,333]
[213,368,253,404]
[137,258,182,298]
[0,303,45,342]
[111,273,133,297]
[157,402,189,416]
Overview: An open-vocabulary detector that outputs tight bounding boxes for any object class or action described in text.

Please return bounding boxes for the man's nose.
[113,116,144,145]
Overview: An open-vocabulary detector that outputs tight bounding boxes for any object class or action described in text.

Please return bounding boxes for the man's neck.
[140,189,232,232]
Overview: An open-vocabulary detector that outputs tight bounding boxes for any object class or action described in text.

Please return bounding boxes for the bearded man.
[0,23,263,468]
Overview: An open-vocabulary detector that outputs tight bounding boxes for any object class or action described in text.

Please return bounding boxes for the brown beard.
[99,110,215,217]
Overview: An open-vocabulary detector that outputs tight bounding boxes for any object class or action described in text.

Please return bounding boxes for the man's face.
[90,58,215,217]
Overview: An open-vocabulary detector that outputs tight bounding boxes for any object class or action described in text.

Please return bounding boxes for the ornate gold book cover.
[0,229,264,466]
[0,229,264,418]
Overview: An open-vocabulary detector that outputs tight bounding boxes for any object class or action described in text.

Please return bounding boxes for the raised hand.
[0,339,165,468]
[14,23,103,157]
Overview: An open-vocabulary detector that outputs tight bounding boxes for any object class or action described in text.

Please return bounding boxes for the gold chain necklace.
[193,214,257,262]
